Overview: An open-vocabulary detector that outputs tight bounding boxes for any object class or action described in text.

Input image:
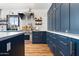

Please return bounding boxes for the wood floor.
[24,40,54,56]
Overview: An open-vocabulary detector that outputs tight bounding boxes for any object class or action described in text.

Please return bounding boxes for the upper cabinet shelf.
[35,20,42,21]
[34,17,42,25]
[0,19,7,25]
[0,20,7,22]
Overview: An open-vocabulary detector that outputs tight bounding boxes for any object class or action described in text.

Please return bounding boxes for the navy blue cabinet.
[32,31,46,44]
[46,32,76,56]
[48,3,70,32]
[48,3,79,34]
[52,11,55,31]
[0,40,10,56]
[50,12,53,30]
[47,3,79,56]
[0,33,25,56]
[46,32,56,54]
[10,34,25,56]
[55,3,61,31]
[47,3,56,31]
[70,4,79,34]
[60,3,69,32]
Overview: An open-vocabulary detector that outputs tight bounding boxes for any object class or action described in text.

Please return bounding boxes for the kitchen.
[0,3,51,56]
[1,3,79,56]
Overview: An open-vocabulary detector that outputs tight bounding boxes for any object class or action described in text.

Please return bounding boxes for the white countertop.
[0,32,25,41]
[48,31,79,40]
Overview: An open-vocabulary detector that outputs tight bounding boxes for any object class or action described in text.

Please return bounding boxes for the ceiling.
[0,3,51,10]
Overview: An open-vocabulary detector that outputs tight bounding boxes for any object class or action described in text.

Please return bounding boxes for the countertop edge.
[47,31,79,40]
[0,32,25,41]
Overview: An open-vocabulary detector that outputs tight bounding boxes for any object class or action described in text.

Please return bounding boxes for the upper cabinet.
[48,3,79,34]
[60,3,69,32]
[70,4,79,34]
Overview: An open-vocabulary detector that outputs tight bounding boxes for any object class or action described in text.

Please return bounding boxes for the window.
[9,16,19,26]
[7,15,19,30]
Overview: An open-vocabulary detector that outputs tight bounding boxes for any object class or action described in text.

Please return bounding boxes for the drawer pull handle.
[49,35,56,39]
[70,41,73,55]
[59,36,66,39]
[52,37,56,39]
[60,51,64,56]
[60,41,68,45]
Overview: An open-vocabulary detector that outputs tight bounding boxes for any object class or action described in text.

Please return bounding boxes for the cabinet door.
[70,3,79,34]
[32,32,40,43]
[52,9,56,31]
[55,3,61,31]
[69,38,76,56]
[0,41,9,56]
[42,32,46,43]
[51,4,53,31]
[50,12,53,30]
[60,3,69,32]
[56,35,72,56]
[75,39,79,56]
[32,31,46,44]
[48,3,56,31]
[47,10,51,31]
[52,4,56,31]
[9,34,24,56]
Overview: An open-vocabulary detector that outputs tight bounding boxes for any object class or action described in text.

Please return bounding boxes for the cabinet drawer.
[56,34,67,39]
[57,45,70,56]
[56,35,69,43]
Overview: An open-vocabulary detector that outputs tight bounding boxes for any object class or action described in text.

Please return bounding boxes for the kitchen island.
[0,32,25,56]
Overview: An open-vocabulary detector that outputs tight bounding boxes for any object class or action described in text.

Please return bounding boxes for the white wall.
[32,9,47,31]
[0,8,48,31]
[0,25,6,31]
[1,8,28,19]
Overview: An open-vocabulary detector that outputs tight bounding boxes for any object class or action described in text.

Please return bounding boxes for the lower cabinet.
[47,32,76,56]
[0,40,11,56]
[32,31,46,44]
[10,34,25,56]
[0,34,25,56]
